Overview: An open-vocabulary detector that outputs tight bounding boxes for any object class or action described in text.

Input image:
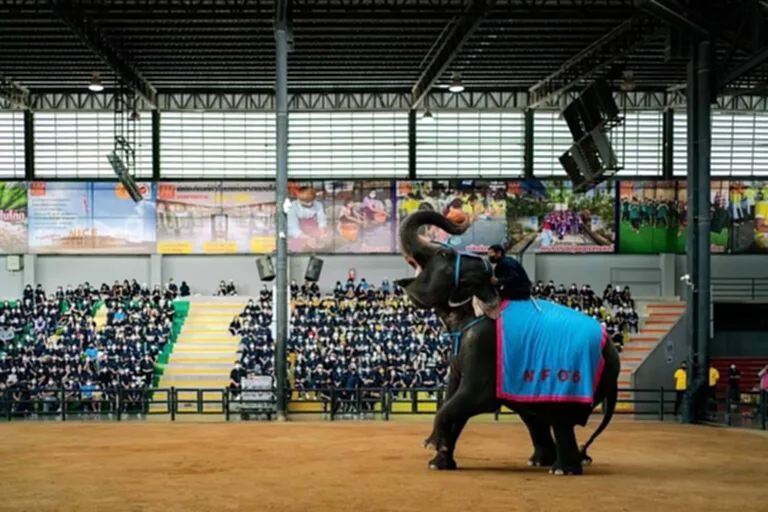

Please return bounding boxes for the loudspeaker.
[304,256,324,283]
[256,256,275,282]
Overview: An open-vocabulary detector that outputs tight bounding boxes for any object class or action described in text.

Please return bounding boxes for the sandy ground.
[0,420,765,512]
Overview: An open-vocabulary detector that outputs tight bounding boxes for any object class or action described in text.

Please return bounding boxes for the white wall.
[535,254,664,296]
[1,251,766,299]
[35,256,152,292]
[0,256,24,301]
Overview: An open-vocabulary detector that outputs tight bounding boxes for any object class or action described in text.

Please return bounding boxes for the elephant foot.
[428,451,457,471]
[527,451,557,468]
[549,461,583,476]
[423,433,439,451]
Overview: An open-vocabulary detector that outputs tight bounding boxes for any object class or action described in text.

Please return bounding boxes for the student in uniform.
[673,361,688,416]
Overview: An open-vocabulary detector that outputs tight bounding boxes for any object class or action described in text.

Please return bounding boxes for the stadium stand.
[0,281,179,418]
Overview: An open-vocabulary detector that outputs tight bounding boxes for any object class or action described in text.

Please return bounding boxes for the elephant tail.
[579,379,618,465]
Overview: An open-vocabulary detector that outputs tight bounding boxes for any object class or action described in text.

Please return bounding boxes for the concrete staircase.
[619,299,687,411]
[157,297,245,397]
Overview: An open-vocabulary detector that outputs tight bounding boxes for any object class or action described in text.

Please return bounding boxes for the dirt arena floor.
[0,420,766,512]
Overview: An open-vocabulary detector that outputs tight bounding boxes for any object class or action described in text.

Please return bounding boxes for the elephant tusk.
[447,296,472,308]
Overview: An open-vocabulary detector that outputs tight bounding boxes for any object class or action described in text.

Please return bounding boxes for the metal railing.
[0,386,711,424]
[712,277,768,301]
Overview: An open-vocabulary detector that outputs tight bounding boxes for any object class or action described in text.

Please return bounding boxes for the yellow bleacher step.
[172,346,237,353]
[158,379,228,389]
[175,337,238,343]
[163,367,231,376]
[169,356,234,364]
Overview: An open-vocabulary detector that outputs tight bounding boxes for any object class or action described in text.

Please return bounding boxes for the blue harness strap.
[446,315,487,355]
[436,241,491,288]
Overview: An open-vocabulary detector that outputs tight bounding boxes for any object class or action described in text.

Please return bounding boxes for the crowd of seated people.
[0,279,178,417]
[288,277,449,405]
[228,285,275,395]
[531,280,638,351]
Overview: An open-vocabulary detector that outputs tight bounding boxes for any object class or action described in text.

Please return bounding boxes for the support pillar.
[274,21,290,420]
[683,39,712,424]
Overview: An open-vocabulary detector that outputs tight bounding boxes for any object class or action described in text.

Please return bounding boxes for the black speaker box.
[304,256,324,283]
[256,256,275,282]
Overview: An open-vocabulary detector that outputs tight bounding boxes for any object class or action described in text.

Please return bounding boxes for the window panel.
[416,111,524,178]
[34,112,152,178]
[673,112,768,177]
[288,111,407,178]
[0,112,25,178]
[533,111,662,177]
[161,111,275,178]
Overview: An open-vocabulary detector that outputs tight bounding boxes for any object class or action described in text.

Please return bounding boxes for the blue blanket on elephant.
[496,298,607,404]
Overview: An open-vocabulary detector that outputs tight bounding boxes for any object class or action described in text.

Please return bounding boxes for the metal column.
[694,39,712,420]
[683,39,712,424]
[274,21,289,420]
[683,45,699,424]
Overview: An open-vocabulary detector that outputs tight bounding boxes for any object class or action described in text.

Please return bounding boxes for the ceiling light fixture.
[422,109,434,122]
[88,72,104,93]
[448,72,465,94]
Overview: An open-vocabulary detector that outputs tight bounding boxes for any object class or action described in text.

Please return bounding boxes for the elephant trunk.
[398,210,469,272]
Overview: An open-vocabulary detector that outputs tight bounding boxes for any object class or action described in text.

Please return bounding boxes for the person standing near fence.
[708,363,720,419]
[673,361,687,417]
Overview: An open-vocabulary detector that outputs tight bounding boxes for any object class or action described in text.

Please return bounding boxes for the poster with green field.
[617,180,729,254]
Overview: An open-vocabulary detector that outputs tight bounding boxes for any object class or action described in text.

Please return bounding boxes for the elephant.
[394,210,620,476]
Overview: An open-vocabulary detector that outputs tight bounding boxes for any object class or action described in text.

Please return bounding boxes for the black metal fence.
[1,387,765,429]
[711,277,768,301]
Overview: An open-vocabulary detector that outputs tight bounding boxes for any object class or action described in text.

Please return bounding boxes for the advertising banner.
[395,180,507,253]
[617,181,728,254]
[726,180,767,254]
[0,182,28,254]
[506,180,615,253]
[329,180,395,253]
[27,181,155,254]
[156,182,276,254]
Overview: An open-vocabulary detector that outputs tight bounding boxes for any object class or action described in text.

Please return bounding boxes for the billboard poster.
[156,182,276,254]
[0,182,28,253]
[617,181,728,254]
[329,180,395,253]
[286,181,333,253]
[396,180,507,253]
[726,180,767,254]
[27,181,155,254]
[506,180,615,253]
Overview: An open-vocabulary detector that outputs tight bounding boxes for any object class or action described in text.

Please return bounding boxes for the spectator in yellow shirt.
[673,361,688,416]
[708,364,720,418]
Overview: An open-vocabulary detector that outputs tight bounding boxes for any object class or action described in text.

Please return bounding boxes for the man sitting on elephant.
[487,244,531,301]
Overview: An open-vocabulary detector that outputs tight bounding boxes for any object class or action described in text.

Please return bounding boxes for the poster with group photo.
[506,180,615,253]
[156,182,276,254]
[0,182,28,253]
[27,181,156,254]
[329,181,395,253]
[395,180,507,253]
[617,181,728,254]
[726,181,768,254]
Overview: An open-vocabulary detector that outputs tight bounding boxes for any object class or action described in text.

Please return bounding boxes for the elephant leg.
[550,420,583,476]
[519,411,556,467]
[428,386,496,470]
[428,417,468,471]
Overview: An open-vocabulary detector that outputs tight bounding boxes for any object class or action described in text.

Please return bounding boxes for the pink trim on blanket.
[495,301,606,404]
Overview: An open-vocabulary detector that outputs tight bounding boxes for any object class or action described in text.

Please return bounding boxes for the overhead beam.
[47,0,157,108]
[527,15,663,109]
[718,46,768,90]
[0,74,29,109]
[410,0,496,110]
[636,0,710,40]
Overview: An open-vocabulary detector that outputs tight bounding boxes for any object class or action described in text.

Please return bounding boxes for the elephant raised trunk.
[398,210,470,274]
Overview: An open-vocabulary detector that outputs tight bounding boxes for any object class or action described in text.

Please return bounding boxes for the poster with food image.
[330,180,395,253]
[27,181,155,254]
[155,182,276,254]
[395,180,507,253]
[0,182,28,253]
[506,180,615,253]
[286,181,334,253]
